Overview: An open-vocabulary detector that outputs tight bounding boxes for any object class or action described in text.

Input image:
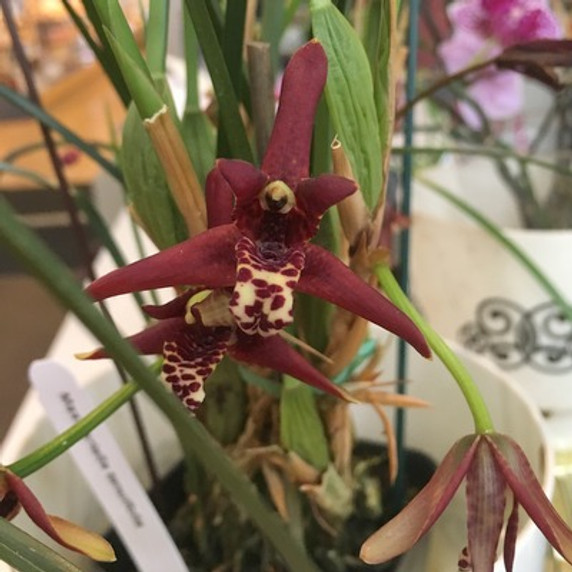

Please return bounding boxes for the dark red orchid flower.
[360,433,572,572]
[0,467,115,561]
[83,285,352,409]
[84,41,429,411]
[86,40,429,357]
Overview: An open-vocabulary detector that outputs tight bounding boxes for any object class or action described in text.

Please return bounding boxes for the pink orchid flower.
[438,0,561,126]
[0,468,115,561]
[360,433,572,571]
[85,41,429,411]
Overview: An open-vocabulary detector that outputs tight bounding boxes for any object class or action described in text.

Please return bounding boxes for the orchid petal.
[230,332,352,402]
[504,496,519,571]
[80,318,187,359]
[216,158,269,205]
[261,41,327,185]
[466,440,506,572]
[205,166,235,228]
[295,174,357,231]
[230,236,305,336]
[161,327,231,411]
[4,471,115,562]
[487,434,572,565]
[143,288,202,320]
[87,225,240,301]
[299,245,430,357]
[360,435,478,564]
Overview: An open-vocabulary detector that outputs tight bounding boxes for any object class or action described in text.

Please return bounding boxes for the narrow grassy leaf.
[237,365,282,397]
[93,0,149,77]
[77,0,130,105]
[0,162,54,189]
[184,0,253,162]
[146,0,169,78]
[0,197,320,572]
[296,98,336,353]
[201,357,247,446]
[105,29,164,119]
[0,85,122,181]
[280,376,330,471]
[311,0,382,212]
[0,518,84,572]
[180,110,216,187]
[183,7,200,113]
[261,0,284,75]
[365,0,399,212]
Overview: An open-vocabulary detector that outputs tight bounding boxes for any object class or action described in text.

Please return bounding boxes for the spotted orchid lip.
[81,305,353,406]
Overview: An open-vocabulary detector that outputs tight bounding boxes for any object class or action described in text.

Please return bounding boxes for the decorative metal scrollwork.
[458,298,572,373]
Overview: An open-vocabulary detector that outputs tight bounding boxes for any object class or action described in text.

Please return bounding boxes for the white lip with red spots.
[161,329,230,411]
[230,236,305,337]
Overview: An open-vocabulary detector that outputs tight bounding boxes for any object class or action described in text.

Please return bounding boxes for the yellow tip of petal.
[74,351,95,360]
[49,515,116,562]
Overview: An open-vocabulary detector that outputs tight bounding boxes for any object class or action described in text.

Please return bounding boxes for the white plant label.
[29,359,188,572]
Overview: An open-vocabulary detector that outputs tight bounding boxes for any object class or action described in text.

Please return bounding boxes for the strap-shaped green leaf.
[105,29,164,119]
[280,376,330,472]
[0,518,83,572]
[146,0,170,78]
[311,0,383,212]
[184,0,253,162]
[93,0,149,78]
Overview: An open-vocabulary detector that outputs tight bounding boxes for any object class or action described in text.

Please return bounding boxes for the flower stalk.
[375,263,494,434]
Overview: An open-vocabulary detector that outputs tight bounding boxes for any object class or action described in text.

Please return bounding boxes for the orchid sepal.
[1,469,115,562]
[360,433,572,570]
[299,244,431,357]
[86,224,240,301]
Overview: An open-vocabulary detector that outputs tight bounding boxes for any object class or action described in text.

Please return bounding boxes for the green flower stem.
[375,264,495,434]
[9,382,140,478]
[417,174,572,324]
[393,145,572,179]
[0,196,319,572]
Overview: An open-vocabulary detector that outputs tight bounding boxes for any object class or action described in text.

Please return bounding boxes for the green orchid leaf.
[311,0,383,212]
[180,110,216,188]
[201,357,246,446]
[146,0,170,78]
[280,376,330,472]
[93,0,149,77]
[184,0,253,162]
[121,104,188,249]
[73,0,130,105]
[0,518,84,572]
[104,29,164,119]
[364,0,398,211]
[237,366,282,397]
[183,7,201,113]
[297,97,336,352]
